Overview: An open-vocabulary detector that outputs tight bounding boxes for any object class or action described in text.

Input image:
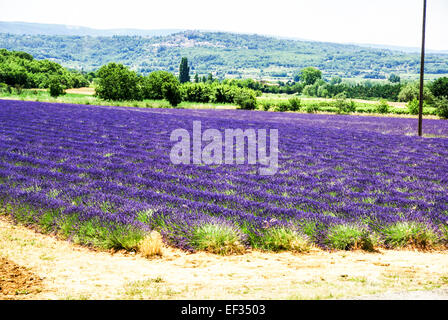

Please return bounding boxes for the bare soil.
[1,216,447,300]
[0,257,43,299]
[65,87,95,95]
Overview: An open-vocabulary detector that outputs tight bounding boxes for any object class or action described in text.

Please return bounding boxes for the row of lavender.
[0,99,447,251]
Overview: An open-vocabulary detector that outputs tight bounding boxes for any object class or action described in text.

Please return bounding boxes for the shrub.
[210,84,235,103]
[398,82,434,103]
[234,88,257,110]
[0,82,9,93]
[260,101,272,111]
[375,99,389,114]
[191,223,245,255]
[434,97,448,119]
[162,81,182,107]
[69,217,145,250]
[305,104,318,113]
[14,84,24,95]
[326,224,376,250]
[288,97,301,111]
[430,77,448,99]
[332,93,356,113]
[346,100,356,113]
[302,84,318,96]
[274,101,290,112]
[382,222,437,249]
[95,62,142,101]
[261,227,310,252]
[181,82,212,103]
[48,78,65,98]
[407,98,420,115]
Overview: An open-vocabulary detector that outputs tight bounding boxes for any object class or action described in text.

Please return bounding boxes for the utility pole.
[418,0,427,137]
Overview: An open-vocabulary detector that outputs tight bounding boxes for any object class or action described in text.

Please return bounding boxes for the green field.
[1,88,441,118]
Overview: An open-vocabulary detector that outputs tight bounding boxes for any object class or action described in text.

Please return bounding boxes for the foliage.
[48,77,65,97]
[398,82,434,103]
[288,97,301,111]
[407,99,421,115]
[260,227,310,252]
[233,88,257,110]
[305,104,318,113]
[2,31,448,81]
[162,81,182,107]
[334,94,356,114]
[388,74,401,83]
[434,96,448,119]
[95,62,142,101]
[375,99,389,114]
[178,57,190,84]
[431,77,448,98]
[0,48,89,89]
[210,84,235,103]
[382,222,437,249]
[326,224,365,250]
[141,70,179,100]
[298,67,322,85]
[191,223,245,255]
[181,83,212,103]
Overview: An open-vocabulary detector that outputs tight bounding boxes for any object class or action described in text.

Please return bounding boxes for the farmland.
[0,99,448,254]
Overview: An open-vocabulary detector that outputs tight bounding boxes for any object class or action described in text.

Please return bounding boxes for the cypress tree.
[179,57,190,83]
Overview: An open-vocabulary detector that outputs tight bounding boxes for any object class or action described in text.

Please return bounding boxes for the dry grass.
[138,231,163,258]
[65,87,95,95]
[1,216,448,300]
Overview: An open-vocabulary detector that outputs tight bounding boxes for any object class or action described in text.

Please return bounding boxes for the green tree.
[234,88,257,110]
[95,63,142,101]
[179,57,190,83]
[194,73,199,83]
[388,74,401,83]
[162,81,182,106]
[299,67,322,85]
[48,77,65,97]
[141,71,179,100]
[431,77,448,98]
[434,97,448,118]
[398,82,434,103]
[207,73,214,83]
[330,76,342,85]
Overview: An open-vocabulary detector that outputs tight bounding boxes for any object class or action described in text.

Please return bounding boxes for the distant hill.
[0,21,181,37]
[1,23,448,81]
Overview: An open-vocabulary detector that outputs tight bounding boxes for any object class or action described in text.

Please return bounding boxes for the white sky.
[1,0,447,50]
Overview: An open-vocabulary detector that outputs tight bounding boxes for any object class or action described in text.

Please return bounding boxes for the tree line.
[0,49,89,91]
[95,60,258,109]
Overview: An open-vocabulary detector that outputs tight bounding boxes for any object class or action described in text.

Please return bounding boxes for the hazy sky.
[1,0,447,50]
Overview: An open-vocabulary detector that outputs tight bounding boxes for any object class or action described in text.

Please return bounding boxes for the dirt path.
[1,217,447,300]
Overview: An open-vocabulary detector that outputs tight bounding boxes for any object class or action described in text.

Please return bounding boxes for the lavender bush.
[0,99,447,251]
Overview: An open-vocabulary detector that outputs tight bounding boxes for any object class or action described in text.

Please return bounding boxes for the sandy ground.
[0,216,447,300]
[65,87,95,95]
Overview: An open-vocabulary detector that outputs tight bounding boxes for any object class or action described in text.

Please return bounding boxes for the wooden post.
[418,0,427,137]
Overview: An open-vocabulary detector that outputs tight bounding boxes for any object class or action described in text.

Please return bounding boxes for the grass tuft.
[383,222,438,249]
[326,224,377,251]
[191,223,245,255]
[261,226,311,252]
[138,230,163,258]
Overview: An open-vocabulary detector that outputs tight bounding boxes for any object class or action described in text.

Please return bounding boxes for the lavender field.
[1,99,448,253]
